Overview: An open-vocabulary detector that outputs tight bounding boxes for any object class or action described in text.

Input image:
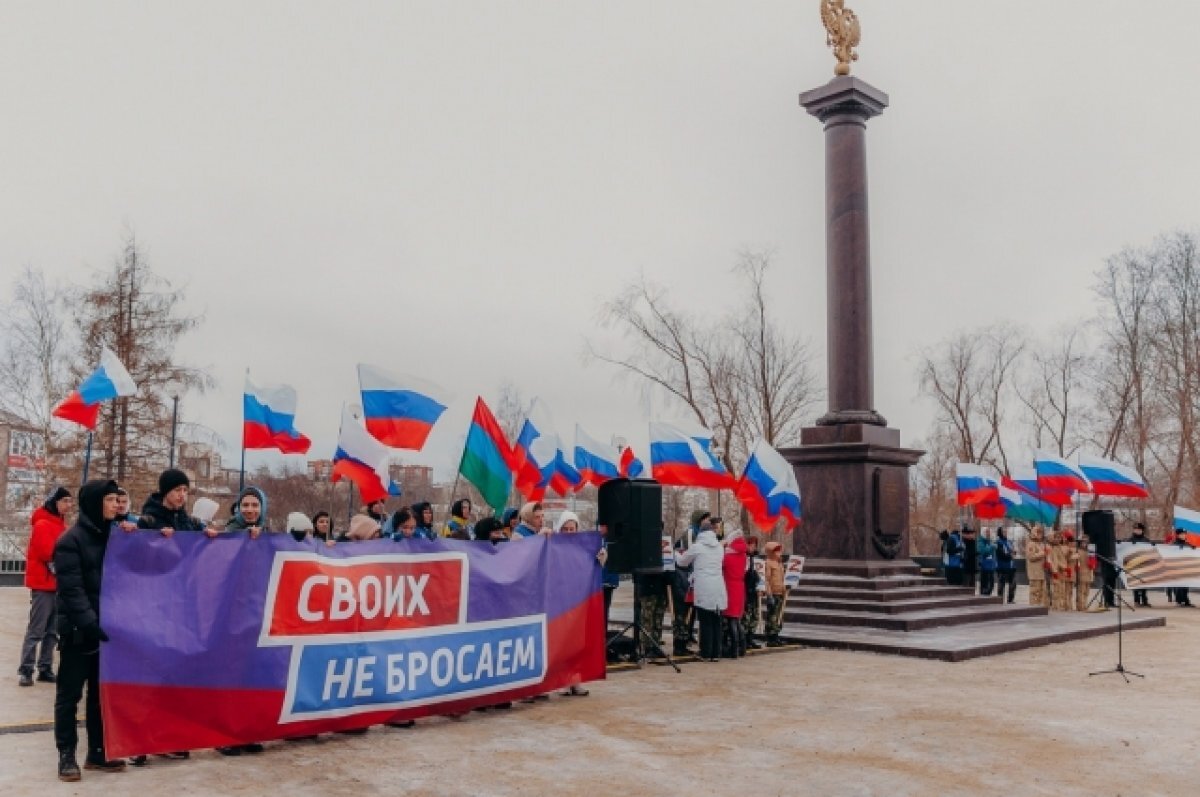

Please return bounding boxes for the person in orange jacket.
[19,486,72,687]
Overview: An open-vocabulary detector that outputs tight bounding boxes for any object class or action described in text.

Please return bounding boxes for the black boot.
[58,751,81,782]
[766,635,785,648]
[83,751,126,772]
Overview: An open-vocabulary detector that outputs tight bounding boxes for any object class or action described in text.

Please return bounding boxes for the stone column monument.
[784,1,923,576]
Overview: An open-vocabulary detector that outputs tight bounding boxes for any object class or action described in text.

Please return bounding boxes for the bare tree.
[917,323,1025,471]
[1091,244,1159,483]
[730,250,820,452]
[493,380,531,444]
[1148,232,1200,511]
[589,252,818,474]
[908,424,960,553]
[1017,324,1089,458]
[0,267,76,488]
[73,233,211,496]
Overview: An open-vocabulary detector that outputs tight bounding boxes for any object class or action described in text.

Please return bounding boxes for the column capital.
[800,76,889,124]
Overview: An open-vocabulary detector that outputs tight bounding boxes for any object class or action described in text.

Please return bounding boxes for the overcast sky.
[3,1,1198,479]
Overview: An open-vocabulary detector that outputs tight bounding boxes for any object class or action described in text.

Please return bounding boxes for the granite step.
[801,559,922,578]
[787,594,1004,614]
[791,585,977,601]
[783,603,1047,631]
[796,574,949,590]
[779,612,1166,662]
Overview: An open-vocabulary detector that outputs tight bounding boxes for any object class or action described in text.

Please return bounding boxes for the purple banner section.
[101,532,600,691]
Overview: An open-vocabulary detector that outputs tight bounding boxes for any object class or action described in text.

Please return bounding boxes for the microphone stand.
[1088,552,1146,682]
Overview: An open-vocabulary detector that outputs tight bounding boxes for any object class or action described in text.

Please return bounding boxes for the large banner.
[100,532,606,758]
[1117,541,1200,590]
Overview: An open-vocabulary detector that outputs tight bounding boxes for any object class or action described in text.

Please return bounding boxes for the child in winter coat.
[763,542,787,647]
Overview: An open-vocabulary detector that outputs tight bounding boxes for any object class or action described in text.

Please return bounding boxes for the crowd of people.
[633,510,790,664]
[19,468,611,782]
[939,521,1196,610]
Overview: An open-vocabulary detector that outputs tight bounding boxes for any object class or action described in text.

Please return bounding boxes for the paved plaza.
[1,585,1197,796]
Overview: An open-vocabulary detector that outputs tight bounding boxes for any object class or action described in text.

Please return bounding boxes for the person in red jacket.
[721,527,749,658]
[19,486,72,687]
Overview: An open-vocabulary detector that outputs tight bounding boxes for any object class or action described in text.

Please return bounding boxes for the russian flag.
[620,446,644,479]
[52,347,137,429]
[1008,466,1074,507]
[955,463,999,506]
[735,439,801,532]
[648,422,734,490]
[459,398,514,510]
[573,425,621,488]
[1078,454,1149,499]
[331,404,401,504]
[543,439,582,497]
[357,364,451,451]
[1034,450,1091,494]
[243,377,311,455]
[511,399,559,500]
[1173,506,1200,534]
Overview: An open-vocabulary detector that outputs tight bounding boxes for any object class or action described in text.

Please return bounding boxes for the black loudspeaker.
[598,478,663,574]
[1083,510,1117,608]
[1083,510,1116,559]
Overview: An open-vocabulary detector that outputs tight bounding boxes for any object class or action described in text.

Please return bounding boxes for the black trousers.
[997,569,1017,603]
[1132,589,1148,605]
[603,586,615,628]
[979,570,995,596]
[55,636,104,756]
[945,566,962,586]
[962,570,977,590]
[696,608,722,660]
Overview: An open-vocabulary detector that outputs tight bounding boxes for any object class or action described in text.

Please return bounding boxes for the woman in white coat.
[674,518,728,661]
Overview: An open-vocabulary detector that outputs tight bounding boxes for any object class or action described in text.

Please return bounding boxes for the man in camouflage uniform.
[741,536,763,648]
[763,541,787,647]
[636,570,669,652]
[1026,525,1047,607]
[1049,531,1070,611]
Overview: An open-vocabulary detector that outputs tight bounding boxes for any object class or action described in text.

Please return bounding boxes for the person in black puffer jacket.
[137,469,205,533]
[53,479,126,781]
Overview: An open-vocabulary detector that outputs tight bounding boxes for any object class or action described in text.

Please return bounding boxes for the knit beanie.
[347,513,381,541]
[158,468,191,495]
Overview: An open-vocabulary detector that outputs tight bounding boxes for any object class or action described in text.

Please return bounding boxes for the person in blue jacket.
[944,528,964,586]
[995,527,1017,603]
[977,528,998,596]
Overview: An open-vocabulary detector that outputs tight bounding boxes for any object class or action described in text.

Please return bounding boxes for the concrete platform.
[780,609,1166,662]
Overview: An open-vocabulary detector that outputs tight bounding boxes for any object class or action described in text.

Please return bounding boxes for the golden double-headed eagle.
[820,0,860,76]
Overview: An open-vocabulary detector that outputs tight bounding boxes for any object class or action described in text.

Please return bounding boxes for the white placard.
[784,555,805,588]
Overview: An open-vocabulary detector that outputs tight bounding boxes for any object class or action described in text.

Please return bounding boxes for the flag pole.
[347,480,355,523]
[81,431,93,483]
[239,368,248,493]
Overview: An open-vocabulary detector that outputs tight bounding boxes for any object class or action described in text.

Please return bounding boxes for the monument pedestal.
[783,423,922,570]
